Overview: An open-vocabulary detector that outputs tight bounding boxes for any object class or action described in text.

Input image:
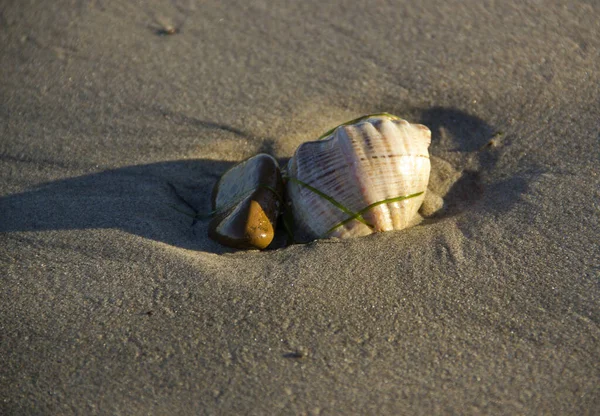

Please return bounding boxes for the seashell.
[208,153,283,249]
[285,114,431,242]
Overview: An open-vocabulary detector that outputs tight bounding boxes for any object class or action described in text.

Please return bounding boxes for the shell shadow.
[0,159,238,253]
[419,106,497,153]
[414,106,526,218]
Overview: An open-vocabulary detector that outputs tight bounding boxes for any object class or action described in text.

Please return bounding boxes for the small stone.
[208,154,283,249]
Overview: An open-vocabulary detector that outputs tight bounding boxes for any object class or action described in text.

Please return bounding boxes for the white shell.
[286,115,431,242]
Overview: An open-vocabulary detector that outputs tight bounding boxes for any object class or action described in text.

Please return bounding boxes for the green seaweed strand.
[286,176,374,229]
[322,191,424,237]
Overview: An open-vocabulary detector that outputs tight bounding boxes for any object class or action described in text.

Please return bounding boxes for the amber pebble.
[208,154,283,249]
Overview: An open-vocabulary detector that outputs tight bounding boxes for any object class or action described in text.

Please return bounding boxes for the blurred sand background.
[1,0,599,414]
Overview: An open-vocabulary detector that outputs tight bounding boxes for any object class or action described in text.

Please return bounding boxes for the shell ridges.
[286,114,431,242]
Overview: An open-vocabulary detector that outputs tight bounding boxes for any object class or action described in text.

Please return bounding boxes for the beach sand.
[1,0,599,414]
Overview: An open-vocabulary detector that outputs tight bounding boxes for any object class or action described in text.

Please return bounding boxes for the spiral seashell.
[285,114,431,242]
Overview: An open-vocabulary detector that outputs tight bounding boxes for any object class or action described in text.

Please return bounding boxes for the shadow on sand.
[0,158,237,253]
[418,106,529,217]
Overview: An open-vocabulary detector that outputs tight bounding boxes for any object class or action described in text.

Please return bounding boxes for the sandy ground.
[1,0,599,414]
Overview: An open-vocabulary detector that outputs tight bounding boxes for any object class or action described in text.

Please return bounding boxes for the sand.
[1,0,599,414]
